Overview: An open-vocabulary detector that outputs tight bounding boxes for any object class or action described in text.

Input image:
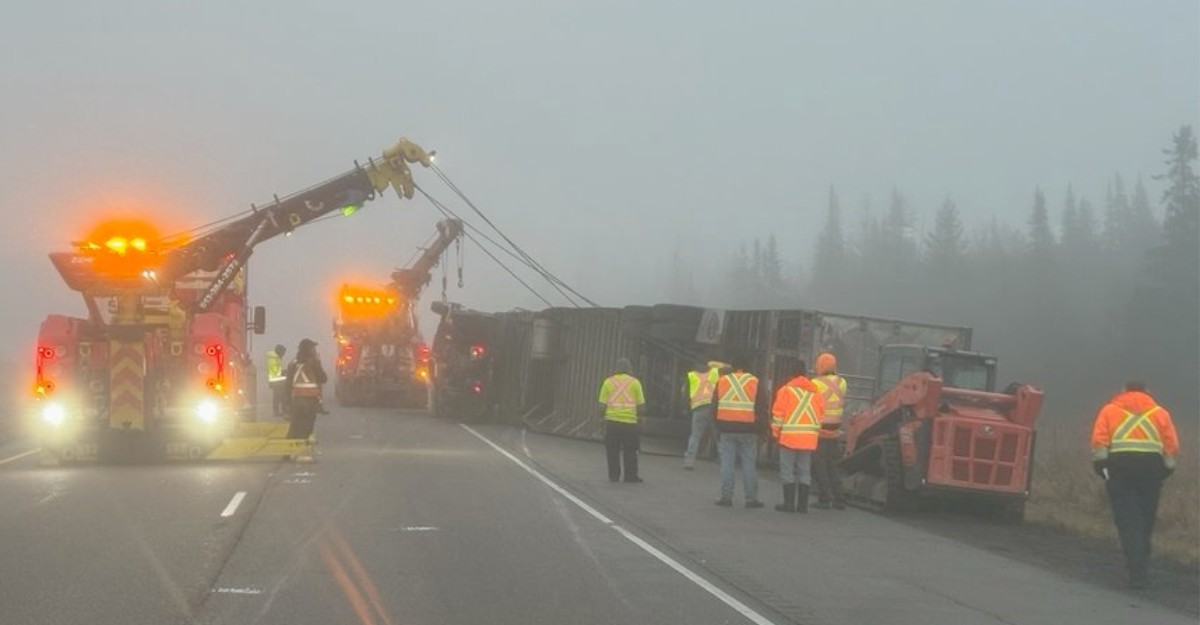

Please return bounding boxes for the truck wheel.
[649,320,700,342]
[881,438,918,513]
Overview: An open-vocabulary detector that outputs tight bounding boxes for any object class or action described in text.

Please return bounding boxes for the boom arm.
[169,138,434,312]
[390,219,464,300]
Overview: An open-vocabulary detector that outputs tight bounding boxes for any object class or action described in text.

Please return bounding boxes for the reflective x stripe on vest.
[1110,406,1164,454]
[779,387,821,435]
[607,376,637,411]
[292,364,320,398]
[815,374,845,419]
[688,369,718,409]
[604,374,639,423]
[717,373,756,423]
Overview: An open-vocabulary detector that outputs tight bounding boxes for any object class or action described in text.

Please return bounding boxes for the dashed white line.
[221,491,247,518]
[460,424,778,625]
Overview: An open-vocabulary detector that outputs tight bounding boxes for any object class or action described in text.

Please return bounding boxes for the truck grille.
[929,418,1031,494]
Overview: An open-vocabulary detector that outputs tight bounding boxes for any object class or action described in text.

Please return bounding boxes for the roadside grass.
[1028,423,1199,570]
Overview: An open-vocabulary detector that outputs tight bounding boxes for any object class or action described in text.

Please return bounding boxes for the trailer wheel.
[881,438,918,513]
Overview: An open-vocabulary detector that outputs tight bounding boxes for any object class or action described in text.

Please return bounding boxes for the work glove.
[1092,459,1108,479]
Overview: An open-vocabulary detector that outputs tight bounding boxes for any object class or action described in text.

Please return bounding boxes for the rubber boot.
[775,484,796,512]
[796,484,810,514]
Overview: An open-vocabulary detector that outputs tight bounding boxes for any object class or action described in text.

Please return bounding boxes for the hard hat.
[816,352,837,375]
[707,360,729,369]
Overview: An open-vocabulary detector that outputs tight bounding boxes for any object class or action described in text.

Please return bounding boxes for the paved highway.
[0,409,1192,625]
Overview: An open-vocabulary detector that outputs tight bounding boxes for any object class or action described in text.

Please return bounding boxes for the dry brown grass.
[1027,423,1199,570]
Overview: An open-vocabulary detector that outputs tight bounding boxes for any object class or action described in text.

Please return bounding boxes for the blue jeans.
[684,404,715,463]
[778,447,812,486]
[718,432,759,501]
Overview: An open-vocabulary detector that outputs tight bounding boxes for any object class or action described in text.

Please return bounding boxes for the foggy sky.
[1,1,1197,402]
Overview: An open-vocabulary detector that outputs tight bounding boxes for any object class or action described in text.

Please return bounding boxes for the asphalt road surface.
[0,408,1192,625]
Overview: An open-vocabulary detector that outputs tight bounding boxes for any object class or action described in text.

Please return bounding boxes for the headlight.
[40,402,67,426]
[196,400,220,424]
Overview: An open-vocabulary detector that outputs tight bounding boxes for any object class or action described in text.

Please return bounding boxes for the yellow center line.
[0,448,42,466]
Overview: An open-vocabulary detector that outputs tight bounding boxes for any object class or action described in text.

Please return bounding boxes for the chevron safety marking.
[109,341,146,430]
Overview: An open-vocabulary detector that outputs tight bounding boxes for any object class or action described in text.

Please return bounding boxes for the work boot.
[745,499,764,509]
[796,484,810,514]
[682,460,695,470]
[624,477,644,483]
[775,484,797,512]
[1128,567,1148,590]
[715,498,733,507]
[833,500,847,510]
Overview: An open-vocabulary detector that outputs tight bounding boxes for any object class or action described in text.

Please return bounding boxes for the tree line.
[666,126,1199,420]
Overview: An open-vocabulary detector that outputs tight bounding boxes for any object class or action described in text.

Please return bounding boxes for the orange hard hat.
[816,352,837,375]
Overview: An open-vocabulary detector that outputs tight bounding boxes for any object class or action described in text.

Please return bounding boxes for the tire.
[881,437,918,513]
[649,320,699,342]
[651,304,705,325]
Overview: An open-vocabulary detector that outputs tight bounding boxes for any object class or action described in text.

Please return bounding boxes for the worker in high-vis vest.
[811,352,849,510]
[683,360,724,470]
[266,344,288,417]
[771,363,825,513]
[1091,380,1179,589]
[598,358,646,483]
[714,363,764,508]
[286,338,328,442]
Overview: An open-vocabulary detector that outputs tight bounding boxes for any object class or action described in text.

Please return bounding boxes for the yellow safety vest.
[600,374,643,424]
[266,351,284,382]
[687,368,719,409]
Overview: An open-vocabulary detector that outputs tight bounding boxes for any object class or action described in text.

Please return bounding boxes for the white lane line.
[221,491,248,518]
[213,586,264,595]
[0,448,41,466]
[461,425,613,524]
[390,526,439,532]
[460,425,778,625]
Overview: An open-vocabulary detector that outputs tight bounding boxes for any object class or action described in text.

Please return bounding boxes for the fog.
[1,2,1197,421]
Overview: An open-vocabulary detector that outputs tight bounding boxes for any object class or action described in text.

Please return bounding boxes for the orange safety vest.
[771,377,823,451]
[1091,392,1179,467]
[291,363,321,398]
[716,372,758,423]
[687,368,719,409]
[813,373,847,439]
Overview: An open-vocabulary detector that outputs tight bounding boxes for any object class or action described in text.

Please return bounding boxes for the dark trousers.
[604,421,640,481]
[812,438,844,503]
[1106,470,1165,576]
[271,383,289,417]
[287,398,319,439]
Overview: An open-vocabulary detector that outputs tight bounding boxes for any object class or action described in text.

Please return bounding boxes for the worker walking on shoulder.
[1091,380,1179,589]
[683,360,722,470]
[286,338,327,441]
[714,363,764,508]
[811,352,848,510]
[599,358,646,483]
[266,344,288,417]
[771,363,824,513]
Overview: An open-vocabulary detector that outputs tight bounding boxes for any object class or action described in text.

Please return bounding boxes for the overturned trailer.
[433,303,972,448]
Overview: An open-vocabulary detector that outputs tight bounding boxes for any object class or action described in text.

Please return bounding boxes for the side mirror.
[431,301,449,316]
[253,306,266,335]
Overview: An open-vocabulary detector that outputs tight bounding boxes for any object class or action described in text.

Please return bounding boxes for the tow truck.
[332,218,464,408]
[32,138,433,463]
